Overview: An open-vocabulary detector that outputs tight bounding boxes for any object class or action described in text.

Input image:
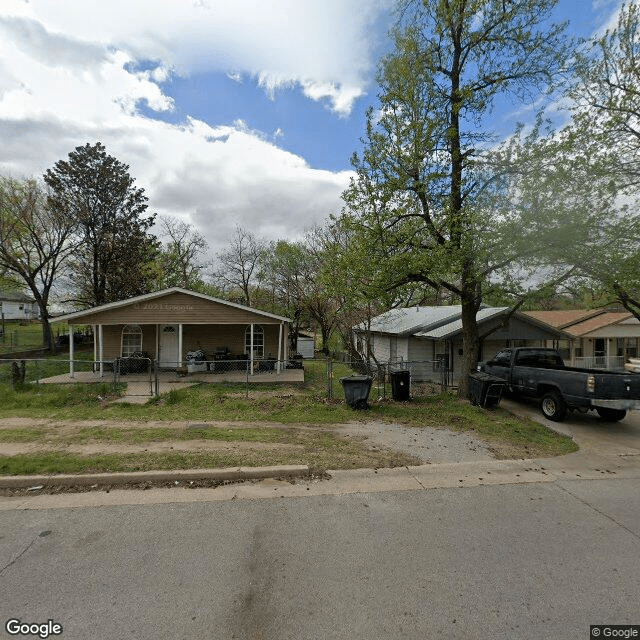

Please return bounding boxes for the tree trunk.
[30,288,56,353]
[459,294,481,399]
[41,316,56,353]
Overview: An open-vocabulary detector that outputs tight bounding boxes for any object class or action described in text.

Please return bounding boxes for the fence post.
[154,360,159,397]
[382,363,387,399]
[112,359,118,393]
[327,356,333,399]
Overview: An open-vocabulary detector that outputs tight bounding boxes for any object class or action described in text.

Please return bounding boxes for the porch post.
[250,323,254,375]
[93,324,97,367]
[69,323,75,378]
[155,324,159,365]
[178,324,183,368]
[283,324,288,363]
[277,322,283,373]
[98,324,104,377]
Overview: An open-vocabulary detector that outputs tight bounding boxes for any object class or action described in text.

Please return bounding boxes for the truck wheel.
[596,407,627,422]
[540,391,567,422]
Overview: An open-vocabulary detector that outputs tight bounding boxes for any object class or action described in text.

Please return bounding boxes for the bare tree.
[0,177,77,351]
[212,225,265,306]
[157,216,211,290]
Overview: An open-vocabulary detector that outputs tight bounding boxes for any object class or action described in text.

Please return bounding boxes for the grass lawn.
[0,321,70,354]
[0,360,578,476]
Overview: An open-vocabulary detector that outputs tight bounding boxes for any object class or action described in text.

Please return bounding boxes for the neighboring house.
[354,306,570,383]
[524,309,640,370]
[0,290,39,321]
[56,288,292,375]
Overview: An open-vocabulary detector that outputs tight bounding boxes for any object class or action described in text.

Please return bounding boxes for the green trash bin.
[468,372,506,408]
[340,375,373,410]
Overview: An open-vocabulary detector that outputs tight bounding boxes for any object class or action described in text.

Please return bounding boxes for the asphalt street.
[1,402,639,640]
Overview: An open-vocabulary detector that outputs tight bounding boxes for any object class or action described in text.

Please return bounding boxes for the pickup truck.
[478,347,640,422]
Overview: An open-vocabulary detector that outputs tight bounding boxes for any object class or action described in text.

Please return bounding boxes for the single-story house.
[354,306,572,383]
[524,309,640,370]
[0,290,39,321]
[56,288,292,377]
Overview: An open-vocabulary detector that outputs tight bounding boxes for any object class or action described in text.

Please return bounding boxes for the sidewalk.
[2,445,639,511]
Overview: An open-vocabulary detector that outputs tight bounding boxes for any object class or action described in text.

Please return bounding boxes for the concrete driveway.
[501,396,640,457]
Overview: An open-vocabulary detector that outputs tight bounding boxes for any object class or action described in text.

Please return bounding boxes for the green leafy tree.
[44,142,159,308]
[340,0,572,394]
[259,232,348,354]
[258,239,308,344]
[0,177,77,351]
[571,2,640,188]
[563,2,640,319]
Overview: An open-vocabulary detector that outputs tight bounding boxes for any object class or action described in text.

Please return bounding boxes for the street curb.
[0,465,310,488]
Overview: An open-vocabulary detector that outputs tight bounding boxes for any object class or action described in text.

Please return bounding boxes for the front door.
[159,325,179,368]
[594,338,606,368]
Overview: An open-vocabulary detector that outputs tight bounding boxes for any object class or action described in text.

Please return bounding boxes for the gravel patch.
[334,421,494,463]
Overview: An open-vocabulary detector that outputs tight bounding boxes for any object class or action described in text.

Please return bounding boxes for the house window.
[121,324,142,356]
[245,325,264,358]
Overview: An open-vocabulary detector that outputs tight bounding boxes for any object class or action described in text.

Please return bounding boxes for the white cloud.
[0,0,380,254]
[2,0,387,115]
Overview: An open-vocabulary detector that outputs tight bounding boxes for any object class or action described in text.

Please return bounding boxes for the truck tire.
[596,407,627,422]
[540,391,567,422]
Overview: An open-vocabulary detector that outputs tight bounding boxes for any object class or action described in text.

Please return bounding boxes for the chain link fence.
[325,356,455,401]
[0,324,92,355]
[0,355,305,399]
[1,354,454,402]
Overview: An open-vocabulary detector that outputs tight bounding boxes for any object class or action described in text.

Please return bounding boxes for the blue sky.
[0,0,625,257]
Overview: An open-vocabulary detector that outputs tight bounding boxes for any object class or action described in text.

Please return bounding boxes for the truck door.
[485,349,512,383]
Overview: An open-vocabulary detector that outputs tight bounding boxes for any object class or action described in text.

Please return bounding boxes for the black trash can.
[468,372,506,408]
[390,369,411,401]
[340,375,373,410]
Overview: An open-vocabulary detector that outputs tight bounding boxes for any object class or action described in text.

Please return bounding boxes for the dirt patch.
[0,417,494,464]
[0,469,333,497]
[0,418,294,433]
[224,391,305,400]
[0,440,305,456]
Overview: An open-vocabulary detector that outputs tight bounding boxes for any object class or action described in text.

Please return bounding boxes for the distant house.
[0,290,39,321]
[524,309,640,370]
[354,306,570,383]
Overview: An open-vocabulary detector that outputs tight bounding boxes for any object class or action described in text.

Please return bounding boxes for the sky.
[0,0,625,259]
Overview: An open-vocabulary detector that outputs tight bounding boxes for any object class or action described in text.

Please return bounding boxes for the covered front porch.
[57,288,297,381]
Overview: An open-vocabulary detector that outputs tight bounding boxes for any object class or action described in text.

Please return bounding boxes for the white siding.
[372,334,391,361]
[0,300,39,320]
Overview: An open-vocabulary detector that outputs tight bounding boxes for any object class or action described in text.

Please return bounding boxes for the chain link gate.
[113,356,155,397]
